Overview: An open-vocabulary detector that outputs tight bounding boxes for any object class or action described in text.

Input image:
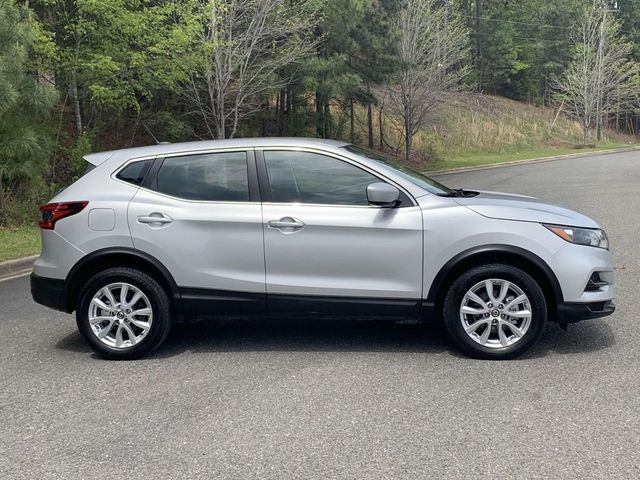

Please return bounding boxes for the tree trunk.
[275,90,281,133]
[217,107,226,139]
[70,73,82,135]
[324,100,330,139]
[315,91,323,138]
[404,104,412,161]
[583,124,590,146]
[367,103,374,149]
[349,99,355,144]
[378,107,384,150]
[367,83,374,148]
[475,0,483,91]
[0,173,5,214]
[277,90,286,136]
[261,100,268,137]
[286,86,293,136]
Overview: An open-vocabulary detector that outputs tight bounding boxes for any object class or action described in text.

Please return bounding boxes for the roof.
[83,137,350,166]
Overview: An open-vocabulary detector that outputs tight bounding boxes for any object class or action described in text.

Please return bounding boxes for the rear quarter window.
[116,159,154,186]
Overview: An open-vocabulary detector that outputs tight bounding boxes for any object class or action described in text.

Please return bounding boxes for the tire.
[76,267,172,360]
[442,263,546,360]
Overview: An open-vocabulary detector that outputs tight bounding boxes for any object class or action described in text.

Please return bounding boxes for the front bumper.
[557,300,616,324]
[30,273,70,313]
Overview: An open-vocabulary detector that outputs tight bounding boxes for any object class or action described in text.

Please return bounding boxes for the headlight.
[544,224,609,249]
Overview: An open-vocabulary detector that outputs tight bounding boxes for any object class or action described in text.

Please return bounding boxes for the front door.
[258,149,423,316]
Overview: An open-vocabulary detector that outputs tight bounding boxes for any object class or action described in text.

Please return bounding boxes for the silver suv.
[31,138,615,359]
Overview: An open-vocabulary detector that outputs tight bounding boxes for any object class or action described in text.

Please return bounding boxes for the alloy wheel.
[88,282,153,349]
[459,278,532,349]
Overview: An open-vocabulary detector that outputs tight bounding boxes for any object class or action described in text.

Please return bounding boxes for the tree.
[0,0,56,218]
[464,0,590,103]
[554,0,640,146]
[352,0,399,148]
[36,0,204,136]
[188,0,318,139]
[388,0,469,160]
[311,0,365,141]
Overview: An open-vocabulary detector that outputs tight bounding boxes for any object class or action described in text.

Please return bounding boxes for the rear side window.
[155,151,249,202]
[116,159,153,186]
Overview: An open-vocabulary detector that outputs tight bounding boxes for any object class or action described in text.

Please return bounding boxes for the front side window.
[155,151,249,202]
[342,145,454,196]
[263,151,381,205]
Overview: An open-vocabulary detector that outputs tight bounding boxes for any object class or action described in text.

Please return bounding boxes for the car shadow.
[525,320,616,358]
[55,316,616,361]
[157,318,453,357]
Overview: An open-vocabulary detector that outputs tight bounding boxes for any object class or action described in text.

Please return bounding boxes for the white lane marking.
[0,269,32,283]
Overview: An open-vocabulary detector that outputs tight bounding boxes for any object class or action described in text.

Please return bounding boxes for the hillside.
[354,94,637,171]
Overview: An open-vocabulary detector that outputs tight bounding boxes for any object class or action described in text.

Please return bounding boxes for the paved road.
[1,151,639,479]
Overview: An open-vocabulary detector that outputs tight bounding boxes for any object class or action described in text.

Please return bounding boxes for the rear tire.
[76,268,172,360]
[443,264,546,360]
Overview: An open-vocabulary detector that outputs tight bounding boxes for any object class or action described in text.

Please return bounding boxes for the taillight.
[39,201,89,230]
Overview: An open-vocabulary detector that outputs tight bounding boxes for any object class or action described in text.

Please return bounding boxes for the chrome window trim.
[258,146,418,208]
[111,149,258,205]
[110,144,418,207]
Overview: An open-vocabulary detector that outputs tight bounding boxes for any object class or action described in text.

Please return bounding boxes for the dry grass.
[349,93,636,169]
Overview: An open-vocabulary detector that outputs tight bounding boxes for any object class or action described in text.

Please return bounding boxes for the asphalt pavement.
[1,150,639,479]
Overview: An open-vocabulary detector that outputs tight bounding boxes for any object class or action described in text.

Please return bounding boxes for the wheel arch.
[64,247,182,316]
[425,245,563,321]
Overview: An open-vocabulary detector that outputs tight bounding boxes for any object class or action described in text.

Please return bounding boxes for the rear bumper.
[30,273,70,313]
[557,300,615,324]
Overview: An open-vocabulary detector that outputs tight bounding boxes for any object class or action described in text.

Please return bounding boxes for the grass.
[423,142,637,171]
[0,225,41,263]
[351,93,639,172]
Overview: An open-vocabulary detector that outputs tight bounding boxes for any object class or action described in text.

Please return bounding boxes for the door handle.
[138,213,173,224]
[268,217,305,231]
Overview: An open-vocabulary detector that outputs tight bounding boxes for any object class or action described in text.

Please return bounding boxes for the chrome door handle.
[268,217,305,230]
[138,214,173,224]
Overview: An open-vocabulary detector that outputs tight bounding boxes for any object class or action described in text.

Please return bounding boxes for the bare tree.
[554,1,639,146]
[386,0,469,161]
[188,0,318,139]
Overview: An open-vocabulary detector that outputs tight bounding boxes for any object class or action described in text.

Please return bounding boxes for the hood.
[455,190,600,228]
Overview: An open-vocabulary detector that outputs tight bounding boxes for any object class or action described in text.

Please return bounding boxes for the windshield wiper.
[438,188,478,198]
[437,188,463,197]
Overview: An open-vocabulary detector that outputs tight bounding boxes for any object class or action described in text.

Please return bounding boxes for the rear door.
[126,149,265,315]
[258,148,423,316]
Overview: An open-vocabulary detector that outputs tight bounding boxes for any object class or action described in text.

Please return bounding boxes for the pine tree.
[0,0,56,219]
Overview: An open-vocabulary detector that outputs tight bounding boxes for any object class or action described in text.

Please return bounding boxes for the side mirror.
[367,182,400,207]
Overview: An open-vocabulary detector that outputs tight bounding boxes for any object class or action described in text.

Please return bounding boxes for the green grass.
[0,225,41,262]
[423,142,637,171]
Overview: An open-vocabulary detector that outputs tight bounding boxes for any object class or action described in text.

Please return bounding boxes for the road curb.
[426,146,640,176]
[0,255,38,281]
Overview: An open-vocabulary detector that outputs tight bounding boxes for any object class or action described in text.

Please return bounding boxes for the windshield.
[341,145,454,196]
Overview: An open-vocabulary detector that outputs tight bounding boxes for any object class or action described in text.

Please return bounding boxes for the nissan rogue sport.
[31,138,615,359]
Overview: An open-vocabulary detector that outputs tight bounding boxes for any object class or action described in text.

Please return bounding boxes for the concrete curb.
[426,146,640,176]
[0,255,38,281]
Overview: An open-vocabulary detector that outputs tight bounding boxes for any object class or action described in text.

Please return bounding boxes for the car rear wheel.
[443,264,546,359]
[76,268,172,360]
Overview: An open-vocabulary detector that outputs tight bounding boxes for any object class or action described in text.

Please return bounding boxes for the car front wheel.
[76,268,172,360]
[443,264,547,359]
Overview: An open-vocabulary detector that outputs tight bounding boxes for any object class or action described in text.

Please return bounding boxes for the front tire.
[76,268,172,360]
[443,264,546,360]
